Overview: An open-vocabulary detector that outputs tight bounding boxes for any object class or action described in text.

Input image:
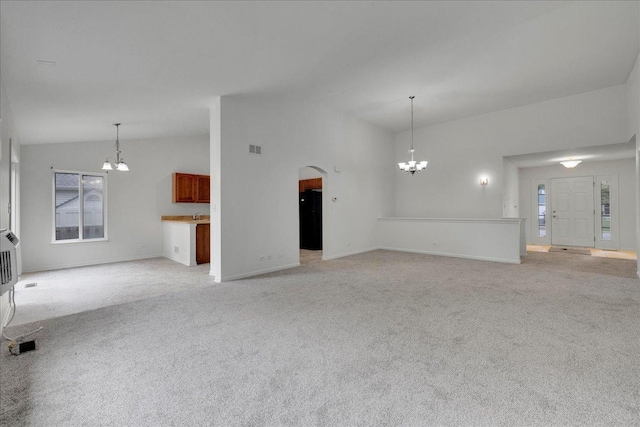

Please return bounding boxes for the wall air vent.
[249,145,262,155]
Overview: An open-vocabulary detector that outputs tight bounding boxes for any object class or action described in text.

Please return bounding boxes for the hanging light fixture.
[398,96,427,174]
[560,159,582,169]
[101,123,129,172]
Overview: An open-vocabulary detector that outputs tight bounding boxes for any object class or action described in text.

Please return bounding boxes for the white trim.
[378,246,522,264]
[378,217,525,224]
[50,238,109,245]
[214,263,301,282]
[322,247,379,260]
[22,254,163,274]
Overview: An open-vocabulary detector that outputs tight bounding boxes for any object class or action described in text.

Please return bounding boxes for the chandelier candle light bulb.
[398,96,428,174]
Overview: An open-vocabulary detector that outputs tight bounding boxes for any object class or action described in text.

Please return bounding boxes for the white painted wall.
[211,96,395,281]
[20,135,209,272]
[299,167,323,180]
[377,218,524,264]
[519,159,636,250]
[626,54,639,140]
[163,221,196,266]
[627,53,640,275]
[394,85,629,218]
[502,158,519,218]
[0,77,20,336]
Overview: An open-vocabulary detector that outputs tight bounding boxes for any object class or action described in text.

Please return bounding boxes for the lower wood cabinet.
[196,224,210,265]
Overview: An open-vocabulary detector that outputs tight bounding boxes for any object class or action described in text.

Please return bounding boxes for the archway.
[298,166,328,264]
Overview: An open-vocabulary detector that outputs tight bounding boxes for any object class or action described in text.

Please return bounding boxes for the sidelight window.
[537,184,546,237]
[600,181,611,240]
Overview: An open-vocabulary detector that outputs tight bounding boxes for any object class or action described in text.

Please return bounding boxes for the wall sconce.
[480,177,489,186]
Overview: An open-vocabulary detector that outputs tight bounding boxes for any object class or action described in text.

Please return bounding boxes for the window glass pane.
[537,184,546,237]
[83,175,105,239]
[55,173,80,240]
[601,181,611,240]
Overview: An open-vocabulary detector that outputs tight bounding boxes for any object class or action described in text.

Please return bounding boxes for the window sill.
[51,238,109,246]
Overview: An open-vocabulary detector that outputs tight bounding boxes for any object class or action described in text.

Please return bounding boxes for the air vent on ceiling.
[249,145,262,155]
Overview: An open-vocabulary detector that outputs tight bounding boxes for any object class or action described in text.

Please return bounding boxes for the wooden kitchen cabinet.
[195,175,210,203]
[172,173,210,203]
[196,223,210,265]
[299,178,322,192]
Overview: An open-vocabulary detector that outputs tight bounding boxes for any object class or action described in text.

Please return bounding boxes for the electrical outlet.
[174,246,179,253]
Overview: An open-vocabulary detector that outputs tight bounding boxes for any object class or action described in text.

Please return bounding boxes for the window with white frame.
[53,171,107,242]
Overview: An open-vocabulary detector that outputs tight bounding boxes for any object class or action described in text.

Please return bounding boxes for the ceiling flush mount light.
[101,123,129,172]
[560,159,582,169]
[398,96,427,175]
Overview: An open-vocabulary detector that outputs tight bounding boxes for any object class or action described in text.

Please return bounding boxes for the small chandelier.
[101,123,129,172]
[398,96,427,174]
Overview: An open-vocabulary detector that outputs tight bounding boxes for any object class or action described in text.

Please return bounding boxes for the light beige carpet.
[1,250,639,426]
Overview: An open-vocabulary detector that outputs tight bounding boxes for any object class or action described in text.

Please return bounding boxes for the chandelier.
[101,123,129,172]
[398,96,427,174]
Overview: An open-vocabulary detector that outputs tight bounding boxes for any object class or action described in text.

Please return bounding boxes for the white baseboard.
[378,246,522,264]
[217,263,301,282]
[163,253,193,267]
[22,254,164,274]
[322,247,379,261]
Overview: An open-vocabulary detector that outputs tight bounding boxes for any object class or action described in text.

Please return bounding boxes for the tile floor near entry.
[527,245,637,260]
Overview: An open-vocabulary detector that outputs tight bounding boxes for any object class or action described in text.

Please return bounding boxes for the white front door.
[551,176,594,247]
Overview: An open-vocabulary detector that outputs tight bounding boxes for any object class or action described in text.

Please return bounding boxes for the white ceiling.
[1,1,638,145]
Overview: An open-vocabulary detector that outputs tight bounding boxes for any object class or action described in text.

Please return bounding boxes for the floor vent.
[25,282,37,288]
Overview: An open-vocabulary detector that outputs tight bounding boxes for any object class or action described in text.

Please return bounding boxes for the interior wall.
[20,135,209,272]
[394,85,629,218]
[502,158,519,218]
[211,96,395,281]
[627,53,640,275]
[0,78,20,336]
[299,167,323,180]
[518,158,636,250]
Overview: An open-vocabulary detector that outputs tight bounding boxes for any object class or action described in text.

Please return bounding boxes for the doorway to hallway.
[298,166,326,263]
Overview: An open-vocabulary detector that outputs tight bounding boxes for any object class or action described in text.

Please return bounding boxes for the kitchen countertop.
[161,215,210,224]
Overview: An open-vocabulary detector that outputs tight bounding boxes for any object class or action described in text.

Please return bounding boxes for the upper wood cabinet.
[299,178,322,193]
[172,173,210,203]
[195,175,210,203]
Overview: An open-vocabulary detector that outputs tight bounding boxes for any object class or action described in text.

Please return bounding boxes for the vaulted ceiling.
[1,1,638,145]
